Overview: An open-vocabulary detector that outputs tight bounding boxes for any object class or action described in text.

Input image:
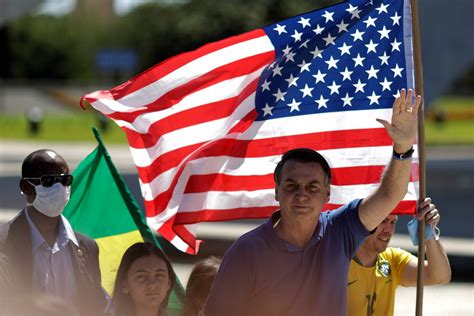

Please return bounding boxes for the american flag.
[82,0,419,254]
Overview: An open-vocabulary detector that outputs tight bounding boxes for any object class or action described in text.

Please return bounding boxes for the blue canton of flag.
[256,0,413,120]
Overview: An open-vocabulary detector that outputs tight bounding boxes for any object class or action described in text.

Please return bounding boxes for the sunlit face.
[275,160,330,219]
[124,255,171,312]
[366,215,398,253]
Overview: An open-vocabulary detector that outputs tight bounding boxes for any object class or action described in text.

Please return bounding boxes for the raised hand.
[376,89,421,153]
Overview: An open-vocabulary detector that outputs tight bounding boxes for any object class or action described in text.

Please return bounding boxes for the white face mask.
[27,182,71,217]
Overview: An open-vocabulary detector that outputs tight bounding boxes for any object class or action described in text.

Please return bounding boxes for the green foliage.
[4,0,339,81]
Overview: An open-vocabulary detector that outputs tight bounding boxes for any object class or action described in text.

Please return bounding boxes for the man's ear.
[325,186,330,203]
[20,179,35,196]
[275,187,279,202]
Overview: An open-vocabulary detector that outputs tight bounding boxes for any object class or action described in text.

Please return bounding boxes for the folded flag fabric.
[63,128,182,312]
[81,0,419,254]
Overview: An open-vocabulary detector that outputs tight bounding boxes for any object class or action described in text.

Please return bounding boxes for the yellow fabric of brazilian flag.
[63,128,182,313]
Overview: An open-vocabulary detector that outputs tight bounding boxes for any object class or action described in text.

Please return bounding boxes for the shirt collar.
[263,210,325,252]
[25,208,79,251]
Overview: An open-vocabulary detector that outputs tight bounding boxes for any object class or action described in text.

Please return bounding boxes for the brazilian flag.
[63,128,183,314]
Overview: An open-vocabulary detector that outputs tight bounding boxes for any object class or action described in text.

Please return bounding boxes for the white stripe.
[328,182,418,205]
[240,108,393,140]
[114,67,265,132]
[129,93,255,167]
[170,236,190,253]
[178,189,278,212]
[91,35,273,114]
[169,182,418,213]
[138,146,419,201]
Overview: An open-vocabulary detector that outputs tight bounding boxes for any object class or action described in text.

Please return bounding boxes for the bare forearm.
[359,152,412,231]
[424,238,451,285]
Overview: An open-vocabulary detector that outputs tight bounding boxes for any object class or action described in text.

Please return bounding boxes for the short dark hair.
[274,148,331,185]
[112,242,180,316]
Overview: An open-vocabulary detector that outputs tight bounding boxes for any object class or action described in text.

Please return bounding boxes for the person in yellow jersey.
[347,197,451,316]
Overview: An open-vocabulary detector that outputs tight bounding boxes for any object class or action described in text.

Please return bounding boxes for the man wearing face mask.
[0,149,108,315]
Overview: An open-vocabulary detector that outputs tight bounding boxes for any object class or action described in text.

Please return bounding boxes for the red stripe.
[105,30,267,100]
[324,200,417,214]
[136,127,392,184]
[121,77,260,149]
[107,51,274,123]
[173,225,201,253]
[171,200,416,225]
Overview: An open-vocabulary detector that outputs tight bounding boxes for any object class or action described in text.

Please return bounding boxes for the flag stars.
[323,33,336,46]
[366,65,380,79]
[298,17,311,28]
[380,77,393,91]
[272,64,283,77]
[391,12,401,25]
[368,91,381,105]
[353,53,365,67]
[273,24,287,35]
[287,98,302,112]
[262,103,274,116]
[285,51,296,62]
[338,42,352,55]
[322,10,334,22]
[365,40,379,54]
[273,89,287,102]
[285,74,299,87]
[291,30,303,42]
[341,93,354,107]
[378,52,390,65]
[391,38,402,52]
[340,67,353,81]
[313,24,325,35]
[376,3,389,14]
[300,84,314,98]
[346,4,361,19]
[328,81,341,95]
[325,56,339,69]
[378,26,391,39]
[391,64,404,77]
[299,39,310,49]
[298,60,311,73]
[312,70,327,83]
[353,79,367,93]
[261,79,271,91]
[336,20,349,33]
[282,45,292,55]
[351,29,365,42]
[316,95,329,109]
[363,16,378,28]
[310,46,324,59]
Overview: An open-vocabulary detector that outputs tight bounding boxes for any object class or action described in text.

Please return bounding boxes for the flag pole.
[409,0,427,314]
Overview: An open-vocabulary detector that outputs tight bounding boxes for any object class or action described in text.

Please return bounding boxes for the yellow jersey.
[347,247,416,316]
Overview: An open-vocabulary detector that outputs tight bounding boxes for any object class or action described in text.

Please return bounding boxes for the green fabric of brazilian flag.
[63,128,182,313]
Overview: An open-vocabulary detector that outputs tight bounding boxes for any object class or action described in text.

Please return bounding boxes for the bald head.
[22,149,69,178]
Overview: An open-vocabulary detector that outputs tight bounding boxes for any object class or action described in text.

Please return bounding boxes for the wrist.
[393,143,413,154]
[393,146,414,160]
